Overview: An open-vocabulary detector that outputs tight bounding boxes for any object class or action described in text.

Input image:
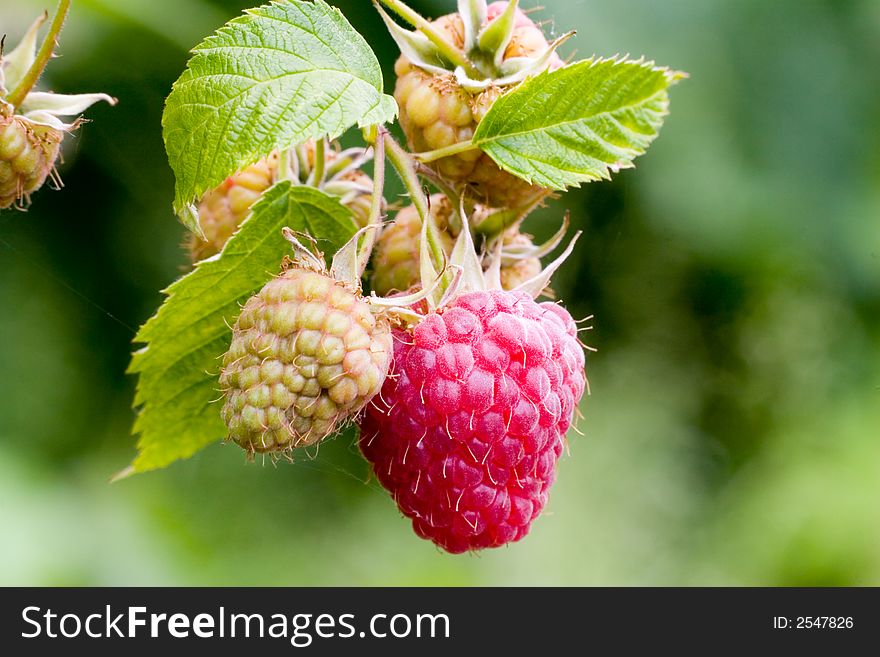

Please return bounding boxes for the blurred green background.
[1,0,878,586]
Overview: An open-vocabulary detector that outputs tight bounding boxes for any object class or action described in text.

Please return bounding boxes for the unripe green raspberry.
[1,13,115,210]
[370,196,545,297]
[187,154,278,262]
[396,56,532,207]
[371,194,456,296]
[220,267,393,455]
[0,115,62,209]
[391,5,564,209]
[188,141,378,263]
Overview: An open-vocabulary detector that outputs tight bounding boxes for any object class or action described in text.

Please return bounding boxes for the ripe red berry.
[359,289,586,553]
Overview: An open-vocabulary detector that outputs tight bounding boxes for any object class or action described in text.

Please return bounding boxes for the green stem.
[474,189,551,236]
[415,139,479,163]
[276,148,294,183]
[414,163,463,234]
[7,0,71,108]
[376,0,481,78]
[383,131,430,223]
[383,130,446,278]
[367,135,386,228]
[356,132,386,277]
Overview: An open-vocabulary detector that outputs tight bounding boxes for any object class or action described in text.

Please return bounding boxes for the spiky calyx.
[370,198,557,298]
[498,230,542,292]
[296,139,376,229]
[371,194,456,296]
[386,1,566,208]
[336,169,374,228]
[220,266,393,455]
[188,140,378,262]
[359,289,586,553]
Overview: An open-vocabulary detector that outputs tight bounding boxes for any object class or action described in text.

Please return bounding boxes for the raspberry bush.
[124,0,683,552]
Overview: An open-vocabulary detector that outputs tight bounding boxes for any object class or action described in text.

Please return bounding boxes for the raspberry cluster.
[211,2,591,554]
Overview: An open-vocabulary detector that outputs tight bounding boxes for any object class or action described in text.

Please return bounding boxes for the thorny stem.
[376,0,481,79]
[7,0,70,108]
[415,139,479,163]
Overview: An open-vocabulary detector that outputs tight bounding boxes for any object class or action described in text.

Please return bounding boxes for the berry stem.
[367,131,386,228]
[7,0,71,109]
[415,139,479,163]
[383,131,447,277]
[356,129,387,276]
[277,148,294,182]
[414,163,463,234]
[383,131,430,223]
[375,0,481,79]
[474,189,551,236]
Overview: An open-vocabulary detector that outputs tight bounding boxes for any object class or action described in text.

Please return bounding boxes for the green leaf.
[472,57,685,189]
[126,184,356,473]
[163,0,397,217]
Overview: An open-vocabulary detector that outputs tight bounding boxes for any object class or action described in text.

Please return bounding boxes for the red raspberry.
[359,289,586,553]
